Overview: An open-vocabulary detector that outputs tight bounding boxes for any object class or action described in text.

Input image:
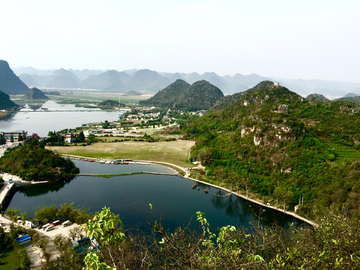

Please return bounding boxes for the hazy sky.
[1,0,359,82]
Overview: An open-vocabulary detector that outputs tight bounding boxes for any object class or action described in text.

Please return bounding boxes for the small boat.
[100,160,105,164]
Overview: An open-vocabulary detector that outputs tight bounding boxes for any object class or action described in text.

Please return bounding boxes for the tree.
[198,148,213,167]
[214,166,226,186]
[242,177,251,199]
[88,134,96,144]
[78,131,85,142]
[6,207,20,222]
[82,207,126,270]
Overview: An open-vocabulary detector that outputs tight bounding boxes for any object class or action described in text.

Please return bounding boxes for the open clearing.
[48,140,195,168]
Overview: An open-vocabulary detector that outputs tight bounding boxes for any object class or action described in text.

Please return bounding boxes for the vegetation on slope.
[0,91,19,110]
[336,95,360,105]
[183,82,360,220]
[212,80,274,111]
[97,99,125,109]
[140,79,224,111]
[0,138,79,181]
[306,93,329,102]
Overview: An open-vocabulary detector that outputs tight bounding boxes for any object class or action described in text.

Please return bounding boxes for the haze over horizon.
[1,0,359,83]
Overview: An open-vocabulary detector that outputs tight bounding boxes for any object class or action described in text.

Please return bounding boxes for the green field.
[0,248,22,270]
[48,140,195,168]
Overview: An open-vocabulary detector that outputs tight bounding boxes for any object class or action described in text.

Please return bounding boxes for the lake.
[0,100,123,137]
[5,160,305,234]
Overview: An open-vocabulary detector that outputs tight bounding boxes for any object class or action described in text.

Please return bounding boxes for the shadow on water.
[18,180,72,197]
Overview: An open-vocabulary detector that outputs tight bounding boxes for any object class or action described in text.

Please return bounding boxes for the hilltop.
[335,95,360,106]
[306,93,329,102]
[139,79,224,111]
[0,60,29,95]
[184,81,360,220]
[24,87,49,100]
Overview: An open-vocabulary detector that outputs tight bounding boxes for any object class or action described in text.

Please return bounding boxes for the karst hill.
[24,87,49,100]
[184,81,360,219]
[140,79,224,111]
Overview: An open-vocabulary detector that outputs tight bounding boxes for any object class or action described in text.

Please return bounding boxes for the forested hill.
[0,138,79,182]
[306,93,329,102]
[0,91,19,110]
[336,95,360,106]
[212,80,274,111]
[183,81,360,220]
[139,79,224,111]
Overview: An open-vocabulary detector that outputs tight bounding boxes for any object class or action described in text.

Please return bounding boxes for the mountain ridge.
[139,79,224,111]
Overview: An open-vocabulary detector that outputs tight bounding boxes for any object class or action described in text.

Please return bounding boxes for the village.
[0,107,205,146]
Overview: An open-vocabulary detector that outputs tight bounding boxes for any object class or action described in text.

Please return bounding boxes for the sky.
[1,0,359,82]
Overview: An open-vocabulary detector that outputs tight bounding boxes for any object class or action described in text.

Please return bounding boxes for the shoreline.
[136,159,318,227]
[2,156,318,227]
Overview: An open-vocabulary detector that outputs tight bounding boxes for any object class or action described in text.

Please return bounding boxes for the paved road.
[0,182,15,208]
[0,142,19,158]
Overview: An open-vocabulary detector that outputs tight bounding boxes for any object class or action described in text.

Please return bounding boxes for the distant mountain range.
[7,63,360,98]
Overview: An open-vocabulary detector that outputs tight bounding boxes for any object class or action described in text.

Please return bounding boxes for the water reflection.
[6,164,306,234]
[18,181,69,197]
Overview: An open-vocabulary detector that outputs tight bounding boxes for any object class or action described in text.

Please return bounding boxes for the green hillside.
[306,93,329,102]
[140,79,224,111]
[0,90,19,110]
[336,95,360,105]
[183,81,360,220]
[213,80,274,110]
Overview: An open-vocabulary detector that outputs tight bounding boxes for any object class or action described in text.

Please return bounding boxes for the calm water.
[5,161,305,234]
[0,100,123,137]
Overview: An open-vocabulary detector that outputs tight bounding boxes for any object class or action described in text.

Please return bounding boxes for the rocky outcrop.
[276,104,289,113]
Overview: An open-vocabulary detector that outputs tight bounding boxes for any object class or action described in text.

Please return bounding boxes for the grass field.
[48,140,195,168]
[0,248,22,270]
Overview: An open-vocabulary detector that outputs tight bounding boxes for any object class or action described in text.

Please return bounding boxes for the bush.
[13,241,31,269]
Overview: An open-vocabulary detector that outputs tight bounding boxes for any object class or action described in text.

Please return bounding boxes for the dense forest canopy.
[0,138,79,181]
[183,81,360,220]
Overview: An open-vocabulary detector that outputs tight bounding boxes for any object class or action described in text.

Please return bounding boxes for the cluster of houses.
[0,130,28,143]
[124,111,161,121]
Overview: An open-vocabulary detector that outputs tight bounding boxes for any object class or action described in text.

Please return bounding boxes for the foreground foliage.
[0,138,79,181]
[41,207,360,269]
